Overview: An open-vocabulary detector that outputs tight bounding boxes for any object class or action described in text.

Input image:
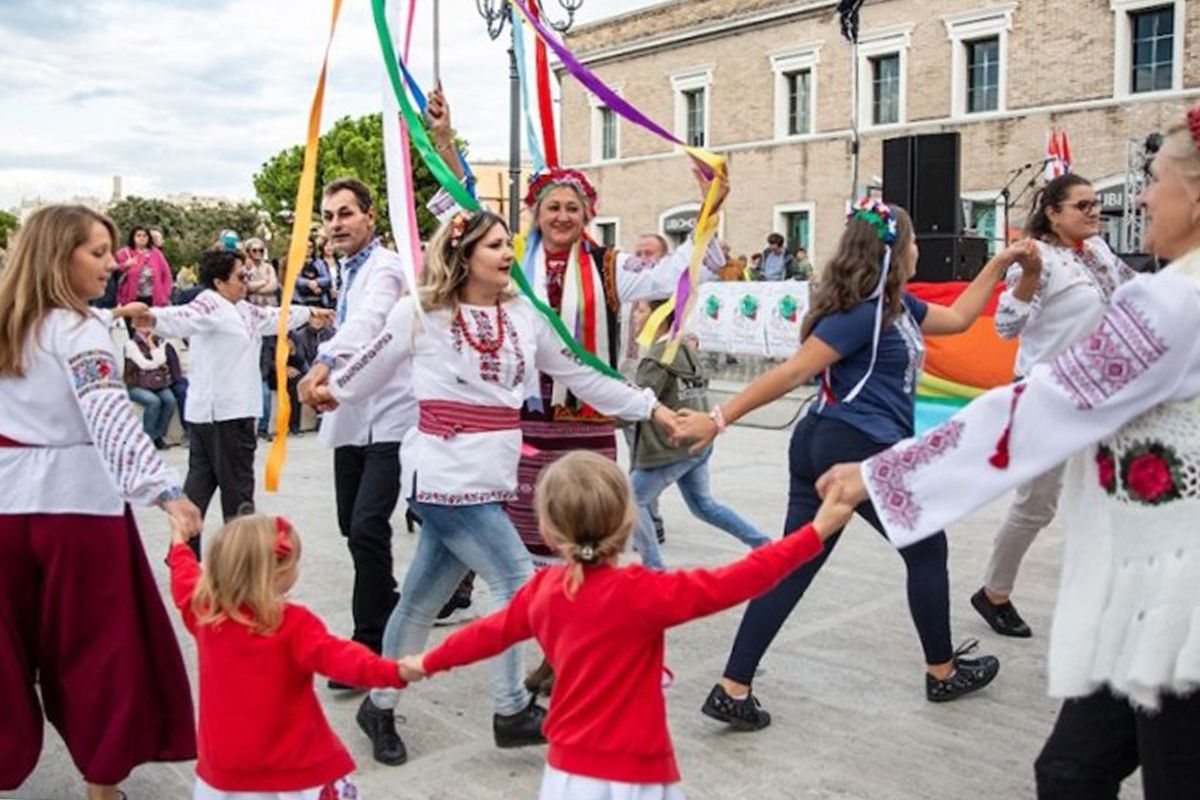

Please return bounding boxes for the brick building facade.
[558,0,1199,268]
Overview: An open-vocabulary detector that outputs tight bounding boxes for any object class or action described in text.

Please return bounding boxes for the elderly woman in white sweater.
[822,102,1200,799]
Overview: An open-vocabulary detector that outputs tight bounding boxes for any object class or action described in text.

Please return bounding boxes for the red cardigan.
[167,543,406,792]
[423,526,825,784]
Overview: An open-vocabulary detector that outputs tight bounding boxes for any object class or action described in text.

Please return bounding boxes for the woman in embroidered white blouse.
[973,174,1137,639]
[823,103,1200,800]
[319,210,677,758]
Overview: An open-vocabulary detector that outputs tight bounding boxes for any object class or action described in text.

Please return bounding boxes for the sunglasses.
[1064,199,1101,214]
[249,248,265,254]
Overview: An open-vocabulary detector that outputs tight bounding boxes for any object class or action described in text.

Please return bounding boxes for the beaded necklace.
[455,302,506,355]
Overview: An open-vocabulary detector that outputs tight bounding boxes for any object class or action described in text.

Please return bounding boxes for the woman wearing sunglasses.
[971,174,1137,639]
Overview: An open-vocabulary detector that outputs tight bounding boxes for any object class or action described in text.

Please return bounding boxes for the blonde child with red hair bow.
[167,515,409,799]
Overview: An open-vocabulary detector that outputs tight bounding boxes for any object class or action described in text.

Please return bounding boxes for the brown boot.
[524,658,555,696]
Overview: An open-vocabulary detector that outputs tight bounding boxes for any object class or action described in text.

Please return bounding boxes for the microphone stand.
[994,158,1053,245]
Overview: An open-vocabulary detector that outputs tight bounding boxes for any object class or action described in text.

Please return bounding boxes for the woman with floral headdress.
[675,200,1037,729]
[314,209,680,765]
[821,101,1200,800]
[426,88,728,562]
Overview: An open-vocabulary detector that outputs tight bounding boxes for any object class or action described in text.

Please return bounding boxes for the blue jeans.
[128,387,176,439]
[258,379,272,436]
[629,446,770,570]
[371,500,534,715]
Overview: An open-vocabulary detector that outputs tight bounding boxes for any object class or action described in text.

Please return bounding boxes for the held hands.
[309,308,336,326]
[398,654,428,683]
[673,407,719,454]
[163,496,203,544]
[651,404,682,442]
[297,363,331,408]
[1000,238,1042,277]
[114,301,150,320]
[809,481,856,541]
[815,462,869,510]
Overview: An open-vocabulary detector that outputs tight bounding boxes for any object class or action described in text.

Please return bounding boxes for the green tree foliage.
[108,196,265,272]
[253,113,459,242]
[0,210,20,249]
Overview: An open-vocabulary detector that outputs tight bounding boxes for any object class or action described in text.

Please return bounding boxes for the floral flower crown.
[846,198,899,245]
[448,211,474,249]
[524,168,599,217]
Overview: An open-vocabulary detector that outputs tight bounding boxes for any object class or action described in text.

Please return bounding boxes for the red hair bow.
[274,516,294,560]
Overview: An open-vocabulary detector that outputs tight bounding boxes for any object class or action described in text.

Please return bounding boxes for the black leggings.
[723,415,954,685]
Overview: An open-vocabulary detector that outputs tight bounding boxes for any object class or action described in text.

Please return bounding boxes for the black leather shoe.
[493,698,548,748]
[926,640,1000,703]
[327,677,363,692]
[356,696,407,765]
[971,588,1032,638]
[700,683,771,731]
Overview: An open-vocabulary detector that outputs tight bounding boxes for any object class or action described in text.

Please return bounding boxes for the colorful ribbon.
[527,0,559,167]
[506,0,727,363]
[511,18,547,172]
[265,0,344,493]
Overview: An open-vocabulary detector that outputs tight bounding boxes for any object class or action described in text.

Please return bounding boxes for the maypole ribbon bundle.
[505,0,727,364]
[265,0,344,492]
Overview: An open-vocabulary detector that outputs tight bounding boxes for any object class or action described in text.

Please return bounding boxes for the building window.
[966,37,1000,113]
[1112,0,1183,97]
[785,71,812,135]
[871,55,901,126]
[671,68,713,150]
[599,107,617,160]
[684,88,706,147]
[782,211,810,255]
[595,221,617,248]
[771,45,820,139]
[1130,6,1174,93]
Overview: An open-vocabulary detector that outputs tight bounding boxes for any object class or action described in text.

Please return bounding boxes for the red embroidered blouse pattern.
[867,420,965,530]
[1051,298,1168,411]
[452,308,525,387]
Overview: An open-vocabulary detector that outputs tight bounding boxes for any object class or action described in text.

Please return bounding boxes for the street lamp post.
[474,0,584,230]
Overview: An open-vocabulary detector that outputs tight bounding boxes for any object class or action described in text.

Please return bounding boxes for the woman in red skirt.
[0,205,203,800]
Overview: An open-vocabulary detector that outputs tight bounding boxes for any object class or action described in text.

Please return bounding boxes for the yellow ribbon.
[265,0,343,493]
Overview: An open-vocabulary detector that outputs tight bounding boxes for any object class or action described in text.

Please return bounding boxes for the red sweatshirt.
[167,543,406,792]
[423,525,825,784]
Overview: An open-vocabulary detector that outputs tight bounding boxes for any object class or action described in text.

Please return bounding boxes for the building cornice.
[560,0,840,69]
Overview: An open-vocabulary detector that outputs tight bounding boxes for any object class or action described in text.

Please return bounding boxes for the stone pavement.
[13,421,1144,800]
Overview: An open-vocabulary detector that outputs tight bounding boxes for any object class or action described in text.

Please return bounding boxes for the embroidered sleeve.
[247,303,311,336]
[329,297,416,404]
[318,259,407,366]
[861,274,1200,549]
[62,322,181,507]
[612,233,724,304]
[532,310,657,421]
[426,185,463,225]
[149,292,224,339]
[993,262,1045,339]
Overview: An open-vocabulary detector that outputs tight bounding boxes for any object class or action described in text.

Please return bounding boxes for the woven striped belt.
[418,400,521,440]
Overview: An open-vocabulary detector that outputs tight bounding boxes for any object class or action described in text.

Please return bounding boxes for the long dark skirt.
[506,419,617,562]
[0,508,196,787]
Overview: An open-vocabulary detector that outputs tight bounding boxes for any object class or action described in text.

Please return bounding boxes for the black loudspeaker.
[882,133,962,235]
[916,235,988,283]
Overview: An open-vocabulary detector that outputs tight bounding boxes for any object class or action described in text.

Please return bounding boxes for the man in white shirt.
[297,181,416,748]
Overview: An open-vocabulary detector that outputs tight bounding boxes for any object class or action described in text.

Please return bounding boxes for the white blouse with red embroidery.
[860,249,1200,709]
[329,297,656,506]
[0,309,181,514]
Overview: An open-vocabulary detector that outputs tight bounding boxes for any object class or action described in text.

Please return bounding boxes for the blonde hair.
[1160,118,1200,193]
[0,205,118,377]
[535,451,637,597]
[418,210,515,312]
[192,515,302,635]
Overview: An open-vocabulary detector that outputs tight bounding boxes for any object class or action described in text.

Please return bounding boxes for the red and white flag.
[1045,128,1073,180]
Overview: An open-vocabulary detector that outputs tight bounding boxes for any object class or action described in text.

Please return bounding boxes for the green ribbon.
[370,0,623,382]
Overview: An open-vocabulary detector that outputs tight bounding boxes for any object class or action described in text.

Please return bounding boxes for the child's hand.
[398,654,427,683]
[811,481,856,541]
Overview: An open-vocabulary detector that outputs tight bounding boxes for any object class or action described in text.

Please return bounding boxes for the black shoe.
[654,519,666,545]
[356,696,407,765]
[152,437,167,450]
[700,683,771,731]
[926,640,1000,703]
[971,588,1032,638]
[327,677,364,691]
[493,698,548,748]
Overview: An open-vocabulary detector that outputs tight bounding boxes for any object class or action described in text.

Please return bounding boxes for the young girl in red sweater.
[399,451,853,798]
[167,515,408,799]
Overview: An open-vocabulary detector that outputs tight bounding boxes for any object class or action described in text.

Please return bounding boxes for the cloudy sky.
[0,0,654,208]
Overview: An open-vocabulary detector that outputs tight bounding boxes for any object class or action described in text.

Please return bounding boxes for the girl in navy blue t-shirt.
[677,201,1039,729]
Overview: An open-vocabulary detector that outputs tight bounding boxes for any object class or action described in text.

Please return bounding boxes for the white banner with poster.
[687,281,810,357]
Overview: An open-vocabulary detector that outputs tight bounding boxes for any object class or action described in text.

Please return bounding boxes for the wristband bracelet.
[710,405,729,434]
